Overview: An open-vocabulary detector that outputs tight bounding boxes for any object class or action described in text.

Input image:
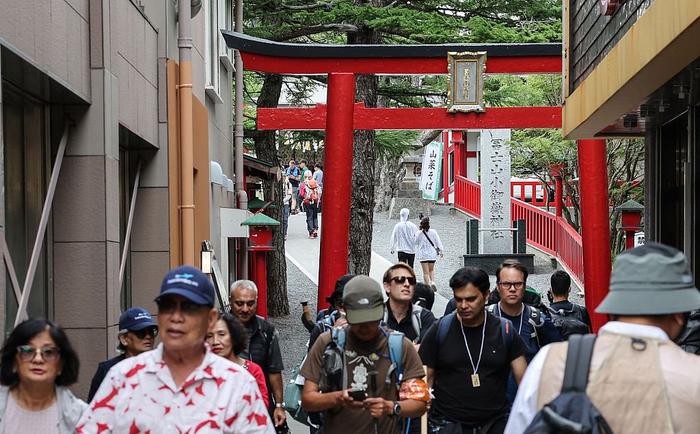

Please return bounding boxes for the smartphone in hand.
[348,389,367,401]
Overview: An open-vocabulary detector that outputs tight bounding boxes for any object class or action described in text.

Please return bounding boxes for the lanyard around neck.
[459,313,487,375]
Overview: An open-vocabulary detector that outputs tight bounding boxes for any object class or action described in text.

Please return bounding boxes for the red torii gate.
[223,32,611,330]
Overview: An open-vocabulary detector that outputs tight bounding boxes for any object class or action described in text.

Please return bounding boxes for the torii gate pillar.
[577,139,612,332]
[318,73,356,309]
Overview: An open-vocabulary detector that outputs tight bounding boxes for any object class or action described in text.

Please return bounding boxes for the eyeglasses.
[498,281,526,290]
[131,327,159,339]
[17,345,60,363]
[157,298,207,315]
[389,276,417,285]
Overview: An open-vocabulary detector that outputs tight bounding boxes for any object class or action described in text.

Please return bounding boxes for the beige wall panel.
[105,71,120,159]
[0,0,90,99]
[67,70,106,156]
[53,156,106,242]
[130,251,169,313]
[106,324,120,359]
[131,187,170,252]
[141,124,169,188]
[65,0,88,20]
[54,242,107,328]
[106,241,121,327]
[105,156,120,243]
[48,0,69,84]
[0,0,36,58]
[64,327,107,400]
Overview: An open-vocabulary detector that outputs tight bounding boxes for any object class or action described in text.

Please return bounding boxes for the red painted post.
[549,163,565,217]
[443,131,450,204]
[255,252,268,318]
[453,131,464,178]
[317,73,356,311]
[577,139,612,332]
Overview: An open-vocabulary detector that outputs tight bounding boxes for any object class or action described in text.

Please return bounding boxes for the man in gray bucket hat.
[505,242,700,434]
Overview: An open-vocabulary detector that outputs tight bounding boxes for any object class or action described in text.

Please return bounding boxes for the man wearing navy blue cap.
[79,265,274,433]
[87,307,158,401]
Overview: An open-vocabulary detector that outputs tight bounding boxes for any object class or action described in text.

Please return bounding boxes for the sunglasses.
[17,345,60,363]
[389,276,417,285]
[130,327,159,339]
[157,298,208,315]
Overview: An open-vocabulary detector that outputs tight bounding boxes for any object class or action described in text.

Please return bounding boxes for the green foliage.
[375,130,420,160]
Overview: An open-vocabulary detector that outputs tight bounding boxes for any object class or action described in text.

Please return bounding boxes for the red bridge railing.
[454,175,584,287]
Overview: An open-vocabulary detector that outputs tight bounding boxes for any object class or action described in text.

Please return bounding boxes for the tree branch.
[274,23,359,41]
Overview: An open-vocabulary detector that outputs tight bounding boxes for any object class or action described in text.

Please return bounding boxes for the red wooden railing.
[511,181,550,207]
[454,176,585,287]
[454,176,481,218]
[512,198,558,255]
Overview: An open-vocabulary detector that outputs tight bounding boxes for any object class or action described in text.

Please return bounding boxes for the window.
[204,0,233,103]
[2,84,51,330]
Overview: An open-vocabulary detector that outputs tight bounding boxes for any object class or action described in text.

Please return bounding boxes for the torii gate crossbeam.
[223,32,611,330]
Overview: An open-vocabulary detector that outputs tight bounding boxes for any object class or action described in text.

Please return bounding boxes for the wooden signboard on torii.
[223,32,612,330]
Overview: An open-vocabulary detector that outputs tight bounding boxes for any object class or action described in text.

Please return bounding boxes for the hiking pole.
[369,370,379,434]
[421,365,428,434]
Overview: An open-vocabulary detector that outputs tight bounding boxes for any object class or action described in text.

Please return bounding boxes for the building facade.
[563,0,700,272]
[0,0,242,397]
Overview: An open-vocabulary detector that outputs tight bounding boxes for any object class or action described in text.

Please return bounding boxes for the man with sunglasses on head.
[382,263,436,348]
[87,307,158,402]
[230,280,287,432]
[487,260,561,403]
[77,265,274,433]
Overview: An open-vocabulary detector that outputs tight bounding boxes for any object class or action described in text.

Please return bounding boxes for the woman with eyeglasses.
[206,312,270,408]
[0,318,87,433]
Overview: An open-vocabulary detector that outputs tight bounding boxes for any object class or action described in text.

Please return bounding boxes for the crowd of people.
[1,240,699,433]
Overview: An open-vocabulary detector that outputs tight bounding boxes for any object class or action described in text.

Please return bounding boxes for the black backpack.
[524,334,613,434]
[678,310,700,355]
[547,306,590,340]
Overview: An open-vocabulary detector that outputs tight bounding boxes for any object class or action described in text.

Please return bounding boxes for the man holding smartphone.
[300,276,429,433]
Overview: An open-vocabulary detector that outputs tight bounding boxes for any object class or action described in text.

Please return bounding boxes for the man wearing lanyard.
[420,267,528,434]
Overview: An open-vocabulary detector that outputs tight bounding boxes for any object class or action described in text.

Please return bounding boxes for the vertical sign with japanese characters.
[420,141,443,201]
[479,129,512,253]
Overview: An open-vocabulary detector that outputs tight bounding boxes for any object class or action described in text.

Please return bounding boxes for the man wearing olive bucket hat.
[505,242,700,434]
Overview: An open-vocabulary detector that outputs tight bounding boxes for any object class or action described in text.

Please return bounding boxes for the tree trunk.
[250,73,290,316]
[346,22,380,275]
[375,157,405,212]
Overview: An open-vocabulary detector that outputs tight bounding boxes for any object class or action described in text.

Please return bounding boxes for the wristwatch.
[275,403,284,408]
[392,401,402,417]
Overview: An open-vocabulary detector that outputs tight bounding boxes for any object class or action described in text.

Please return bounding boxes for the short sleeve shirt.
[384,303,437,343]
[76,344,274,434]
[300,328,425,434]
[419,312,526,425]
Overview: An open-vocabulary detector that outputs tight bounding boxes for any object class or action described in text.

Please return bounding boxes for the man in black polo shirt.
[419,267,528,434]
[382,263,436,345]
[230,279,287,430]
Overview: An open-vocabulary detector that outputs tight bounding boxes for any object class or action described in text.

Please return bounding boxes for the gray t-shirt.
[5,393,59,433]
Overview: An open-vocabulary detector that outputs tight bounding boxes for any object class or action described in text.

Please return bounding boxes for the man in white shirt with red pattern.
[77,265,274,434]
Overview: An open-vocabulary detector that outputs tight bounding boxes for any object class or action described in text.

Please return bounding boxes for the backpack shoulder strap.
[331,327,347,351]
[388,332,405,383]
[486,303,497,316]
[528,306,545,327]
[411,305,423,341]
[437,312,455,346]
[498,316,514,354]
[561,334,596,393]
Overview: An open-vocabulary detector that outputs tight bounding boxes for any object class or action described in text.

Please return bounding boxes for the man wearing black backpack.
[382,263,436,346]
[547,270,592,339]
[505,242,700,434]
[420,267,528,434]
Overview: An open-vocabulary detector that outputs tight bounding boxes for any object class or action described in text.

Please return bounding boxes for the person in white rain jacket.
[390,208,419,268]
[414,217,444,291]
